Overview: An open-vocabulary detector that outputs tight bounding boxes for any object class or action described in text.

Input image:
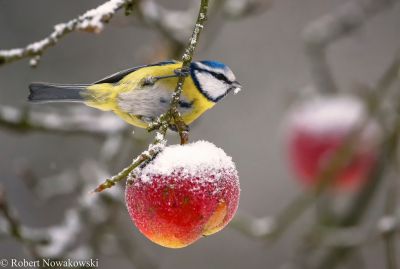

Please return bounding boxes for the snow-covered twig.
[0,105,127,137]
[137,0,199,45]
[94,0,210,193]
[230,214,277,238]
[232,54,400,247]
[311,66,400,269]
[0,185,46,259]
[310,214,400,249]
[302,0,398,93]
[94,130,167,192]
[0,161,155,268]
[0,0,133,67]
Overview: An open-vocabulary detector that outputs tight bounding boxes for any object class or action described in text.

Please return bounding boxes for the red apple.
[125,141,240,248]
[285,96,381,190]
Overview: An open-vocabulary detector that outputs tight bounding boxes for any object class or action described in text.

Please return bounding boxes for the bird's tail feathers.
[28,83,89,103]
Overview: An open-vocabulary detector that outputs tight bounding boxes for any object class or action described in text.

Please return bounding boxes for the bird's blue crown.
[198,60,227,70]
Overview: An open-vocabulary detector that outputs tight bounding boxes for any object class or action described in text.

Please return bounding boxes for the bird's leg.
[168,123,190,132]
[179,130,189,145]
[168,122,190,145]
[142,67,191,87]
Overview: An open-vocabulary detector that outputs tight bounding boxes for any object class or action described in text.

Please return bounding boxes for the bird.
[28,60,241,129]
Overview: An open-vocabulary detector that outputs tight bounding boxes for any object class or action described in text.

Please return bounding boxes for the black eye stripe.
[193,68,231,84]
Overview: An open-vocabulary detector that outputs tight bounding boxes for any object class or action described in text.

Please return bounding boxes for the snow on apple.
[125,141,240,248]
[284,95,381,190]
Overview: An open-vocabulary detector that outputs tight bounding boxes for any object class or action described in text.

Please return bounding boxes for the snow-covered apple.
[285,95,381,190]
[125,141,240,248]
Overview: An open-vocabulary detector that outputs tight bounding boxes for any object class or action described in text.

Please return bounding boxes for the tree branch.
[302,0,398,93]
[94,0,210,193]
[311,56,400,269]
[0,105,127,137]
[0,0,133,67]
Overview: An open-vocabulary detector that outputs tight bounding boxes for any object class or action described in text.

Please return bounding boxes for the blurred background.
[0,0,400,268]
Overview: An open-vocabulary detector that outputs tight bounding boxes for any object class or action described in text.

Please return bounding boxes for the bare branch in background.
[0,185,48,259]
[0,0,268,268]
[0,105,127,137]
[137,0,199,45]
[302,0,398,93]
[0,0,133,67]
[94,0,210,193]
[231,41,400,269]
[2,0,399,268]
[223,0,271,19]
[0,161,155,268]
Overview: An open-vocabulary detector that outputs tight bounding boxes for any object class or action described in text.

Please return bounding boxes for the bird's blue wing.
[93,60,177,84]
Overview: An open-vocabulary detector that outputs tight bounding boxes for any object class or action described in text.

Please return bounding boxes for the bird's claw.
[169,123,190,133]
[174,67,190,77]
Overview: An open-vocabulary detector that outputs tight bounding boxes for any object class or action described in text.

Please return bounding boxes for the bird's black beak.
[230,81,242,94]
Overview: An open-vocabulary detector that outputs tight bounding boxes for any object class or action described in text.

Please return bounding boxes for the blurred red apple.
[125,141,240,248]
[285,96,381,190]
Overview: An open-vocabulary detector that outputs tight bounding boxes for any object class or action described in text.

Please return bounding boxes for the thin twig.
[93,129,167,192]
[302,0,398,93]
[313,116,400,269]
[380,104,399,269]
[93,0,210,192]
[0,185,47,259]
[0,105,127,137]
[312,57,400,269]
[232,54,400,244]
[0,0,133,67]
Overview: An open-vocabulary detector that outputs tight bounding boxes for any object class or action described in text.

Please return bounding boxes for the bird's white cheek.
[195,71,230,100]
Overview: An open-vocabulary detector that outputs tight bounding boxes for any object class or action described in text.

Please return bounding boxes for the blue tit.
[28,60,241,128]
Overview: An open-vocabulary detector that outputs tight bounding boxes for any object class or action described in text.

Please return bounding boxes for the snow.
[0,48,23,57]
[27,39,49,53]
[224,0,247,17]
[140,0,160,20]
[285,95,381,141]
[0,106,20,122]
[29,55,40,67]
[139,141,237,182]
[0,0,126,65]
[143,141,167,159]
[155,132,165,141]
[77,0,125,33]
[249,217,276,237]
[378,215,397,233]
[37,209,81,257]
[233,86,241,94]
[95,114,126,133]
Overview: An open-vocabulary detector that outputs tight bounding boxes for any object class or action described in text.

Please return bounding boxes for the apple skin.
[125,168,240,248]
[285,96,381,190]
[288,128,378,189]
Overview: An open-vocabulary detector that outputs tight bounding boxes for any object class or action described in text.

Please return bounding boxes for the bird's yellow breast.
[84,62,215,128]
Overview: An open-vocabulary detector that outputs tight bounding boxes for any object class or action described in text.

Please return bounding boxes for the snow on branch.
[94,0,210,193]
[0,0,133,67]
[136,0,270,52]
[137,0,198,44]
[0,105,127,137]
[0,163,154,264]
